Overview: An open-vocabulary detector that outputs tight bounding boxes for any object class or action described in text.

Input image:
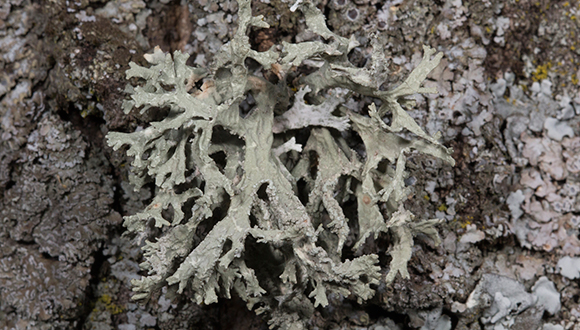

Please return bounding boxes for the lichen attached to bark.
[106,0,454,327]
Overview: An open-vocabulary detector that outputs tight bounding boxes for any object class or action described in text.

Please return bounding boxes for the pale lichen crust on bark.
[106,0,454,327]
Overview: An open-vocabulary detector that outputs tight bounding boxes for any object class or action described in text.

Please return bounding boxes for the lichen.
[107,0,454,327]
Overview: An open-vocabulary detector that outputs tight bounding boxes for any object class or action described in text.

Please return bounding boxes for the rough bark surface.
[1,0,579,329]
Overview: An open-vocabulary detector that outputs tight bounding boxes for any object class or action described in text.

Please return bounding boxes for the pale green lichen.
[106,0,454,328]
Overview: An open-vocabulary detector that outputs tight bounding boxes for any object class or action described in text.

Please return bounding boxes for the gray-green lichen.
[107,0,454,327]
